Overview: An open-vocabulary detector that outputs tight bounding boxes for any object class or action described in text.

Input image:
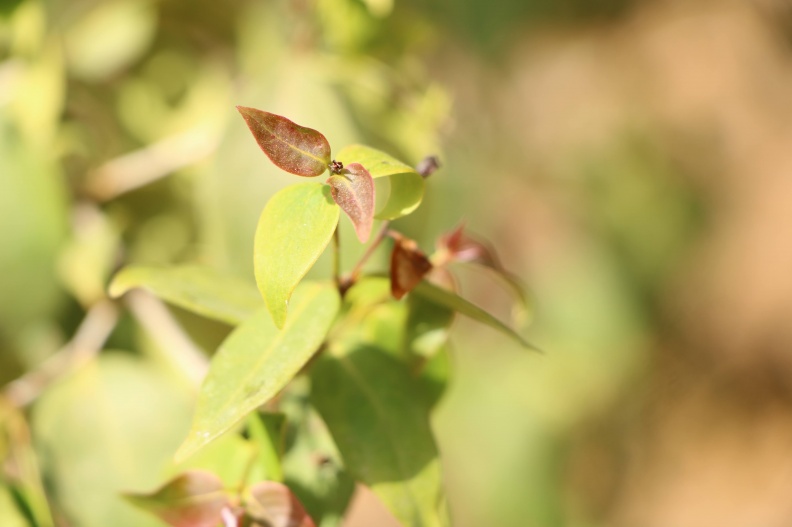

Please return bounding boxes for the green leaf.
[411,281,540,351]
[254,183,340,328]
[237,107,331,177]
[245,481,316,527]
[0,485,28,527]
[247,412,286,482]
[310,345,448,527]
[31,354,194,527]
[328,163,375,243]
[124,471,231,527]
[336,144,424,220]
[405,293,455,359]
[176,282,341,461]
[109,265,262,326]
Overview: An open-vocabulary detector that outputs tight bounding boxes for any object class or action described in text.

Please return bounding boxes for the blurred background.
[3,0,792,525]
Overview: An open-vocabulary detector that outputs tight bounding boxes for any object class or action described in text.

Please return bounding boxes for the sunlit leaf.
[176,282,340,461]
[125,471,231,527]
[237,107,331,177]
[328,163,375,243]
[0,485,28,527]
[109,265,262,326]
[246,481,316,527]
[411,281,539,352]
[336,144,424,220]
[254,183,340,328]
[310,345,448,527]
[391,236,433,300]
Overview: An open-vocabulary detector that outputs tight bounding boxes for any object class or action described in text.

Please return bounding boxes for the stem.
[332,225,341,289]
[346,221,391,283]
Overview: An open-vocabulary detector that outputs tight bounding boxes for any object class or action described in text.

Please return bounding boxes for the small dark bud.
[329,160,344,174]
[416,155,441,178]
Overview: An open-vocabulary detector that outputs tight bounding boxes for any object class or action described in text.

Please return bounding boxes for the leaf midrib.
[260,120,328,167]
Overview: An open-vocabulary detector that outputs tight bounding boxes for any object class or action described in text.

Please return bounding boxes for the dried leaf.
[390,236,432,300]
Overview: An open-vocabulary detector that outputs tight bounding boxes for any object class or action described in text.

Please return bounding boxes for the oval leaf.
[411,281,540,352]
[124,471,230,527]
[328,163,375,243]
[109,265,262,325]
[237,107,331,177]
[255,183,340,328]
[336,144,424,220]
[245,481,316,527]
[310,345,448,527]
[176,282,341,461]
[391,236,433,300]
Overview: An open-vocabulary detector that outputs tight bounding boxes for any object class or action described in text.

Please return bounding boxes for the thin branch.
[345,221,391,284]
[332,225,341,289]
[3,300,119,407]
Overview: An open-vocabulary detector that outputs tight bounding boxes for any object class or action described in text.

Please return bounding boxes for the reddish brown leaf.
[237,107,331,177]
[390,235,433,300]
[124,470,231,527]
[327,162,375,242]
[245,481,316,527]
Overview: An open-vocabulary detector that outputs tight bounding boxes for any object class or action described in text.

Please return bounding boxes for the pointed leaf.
[246,481,316,527]
[125,471,231,527]
[336,144,424,220]
[411,281,540,351]
[255,183,340,328]
[436,224,533,325]
[109,265,261,325]
[237,107,331,177]
[176,282,341,461]
[310,345,448,527]
[327,163,375,243]
[391,236,433,300]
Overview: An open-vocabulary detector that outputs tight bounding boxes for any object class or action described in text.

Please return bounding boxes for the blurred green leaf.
[254,183,340,328]
[412,281,538,351]
[247,412,286,483]
[310,345,448,527]
[280,381,355,527]
[109,265,261,326]
[32,354,193,527]
[405,293,455,359]
[237,107,332,177]
[328,163,375,243]
[336,145,424,220]
[124,471,230,527]
[176,282,341,461]
[0,485,28,527]
[63,0,157,80]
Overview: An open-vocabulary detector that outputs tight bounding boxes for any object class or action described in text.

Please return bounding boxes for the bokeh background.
[3,0,792,525]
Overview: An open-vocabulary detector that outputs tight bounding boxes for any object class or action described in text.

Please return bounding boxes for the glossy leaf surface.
[109,265,261,326]
[412,281,539,351]
[246,481,316,527]
[125,471,230,527]
[237,107,331,177]
[254,183,340,328]
[391,237,433,300]
[328,163,375,243]
[176,282,340,461]
[310,346,448,527]
[336,144,424,220]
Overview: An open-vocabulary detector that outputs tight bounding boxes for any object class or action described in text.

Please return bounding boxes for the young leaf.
[176,282,340,462]
[436,224,532,325]
[336,144,424,220]
[391,236,433,300]
[109,265,262,326]
[411,281,540,352]
[310,345,448,527]
[237,107,331,177]
[255,183,340,329]
[327,163,375,243]
[245,481,316,527]
[124,471,231,527]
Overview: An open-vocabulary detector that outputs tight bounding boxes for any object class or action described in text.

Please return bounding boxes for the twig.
[344,221,391,285]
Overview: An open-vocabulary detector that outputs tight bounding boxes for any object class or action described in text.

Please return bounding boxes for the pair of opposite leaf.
[237,107,375,244]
